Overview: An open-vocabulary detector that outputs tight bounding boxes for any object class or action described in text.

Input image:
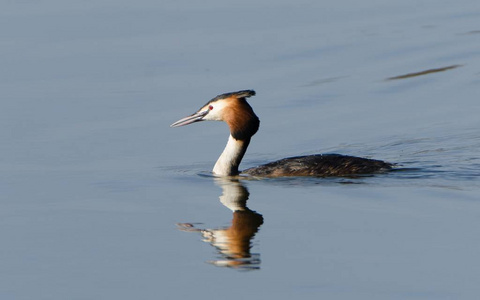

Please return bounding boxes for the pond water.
[2,0,480,299]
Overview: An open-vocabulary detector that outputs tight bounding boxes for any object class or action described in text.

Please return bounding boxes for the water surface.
[2,1,480,299]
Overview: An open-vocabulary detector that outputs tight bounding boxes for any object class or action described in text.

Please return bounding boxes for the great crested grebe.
[170,90,392,177]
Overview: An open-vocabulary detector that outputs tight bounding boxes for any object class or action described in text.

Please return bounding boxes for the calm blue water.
[2,1,480,299]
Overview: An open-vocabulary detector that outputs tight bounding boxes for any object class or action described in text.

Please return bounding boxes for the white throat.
[213,135,250,176]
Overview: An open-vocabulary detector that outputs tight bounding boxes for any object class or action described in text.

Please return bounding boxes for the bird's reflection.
[177,178,263,270]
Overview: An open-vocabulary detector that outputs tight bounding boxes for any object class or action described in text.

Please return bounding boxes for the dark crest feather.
[208,90,255,104]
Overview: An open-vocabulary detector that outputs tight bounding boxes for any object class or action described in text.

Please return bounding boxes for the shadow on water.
[177,178,263,270]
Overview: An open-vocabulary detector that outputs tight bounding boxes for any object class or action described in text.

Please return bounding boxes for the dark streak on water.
[386,65,462,80]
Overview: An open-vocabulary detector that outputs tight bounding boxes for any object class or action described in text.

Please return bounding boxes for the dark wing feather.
[242,154,392,177]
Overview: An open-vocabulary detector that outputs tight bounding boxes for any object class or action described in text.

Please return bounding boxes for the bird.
[170,90,392,177]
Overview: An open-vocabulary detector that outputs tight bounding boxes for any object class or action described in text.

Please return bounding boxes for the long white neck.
[213,135,250,176]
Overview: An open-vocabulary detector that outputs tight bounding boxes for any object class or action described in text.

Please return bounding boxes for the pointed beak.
[170,110,209,127]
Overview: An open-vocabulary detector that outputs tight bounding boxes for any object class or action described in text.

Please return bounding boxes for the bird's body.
[243,154,391,177]
[171,90,392,177]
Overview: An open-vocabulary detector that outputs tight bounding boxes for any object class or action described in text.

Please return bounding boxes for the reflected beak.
[170,110,208,127]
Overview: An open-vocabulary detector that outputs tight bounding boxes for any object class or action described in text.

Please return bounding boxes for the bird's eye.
[209,105,213,110]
